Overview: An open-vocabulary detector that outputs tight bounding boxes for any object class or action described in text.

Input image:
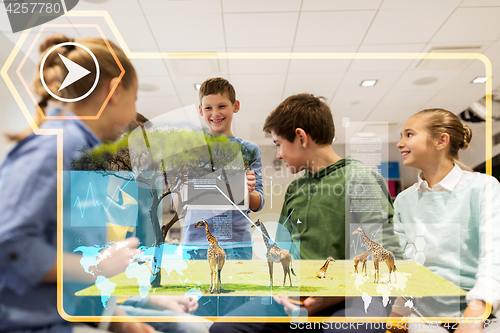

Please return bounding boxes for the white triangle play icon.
[58,54,91,91]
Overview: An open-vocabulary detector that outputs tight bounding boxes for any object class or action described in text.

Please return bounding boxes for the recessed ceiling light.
[472,76,489,84]
[194,83,201,91]
[139,83,158,92]
[361,79,377,87]
[413,76,438,86]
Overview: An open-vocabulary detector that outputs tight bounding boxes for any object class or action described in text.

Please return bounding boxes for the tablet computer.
[183,168,248,211]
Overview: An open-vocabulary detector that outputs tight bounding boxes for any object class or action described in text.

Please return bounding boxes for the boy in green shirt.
[267,94,401,263]
[211,94,401,333]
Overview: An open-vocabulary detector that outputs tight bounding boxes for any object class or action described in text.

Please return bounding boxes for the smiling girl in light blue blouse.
[393,108,500,332]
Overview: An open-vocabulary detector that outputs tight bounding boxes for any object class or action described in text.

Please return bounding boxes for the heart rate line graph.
[69,172,138,227]
[72,177,134,218]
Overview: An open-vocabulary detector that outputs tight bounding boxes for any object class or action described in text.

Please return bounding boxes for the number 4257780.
[6,2,62,14]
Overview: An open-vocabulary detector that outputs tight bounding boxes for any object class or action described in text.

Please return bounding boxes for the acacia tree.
[71,122,255,287]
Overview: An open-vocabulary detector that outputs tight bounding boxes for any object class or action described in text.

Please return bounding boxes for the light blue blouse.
[394,172,500,315]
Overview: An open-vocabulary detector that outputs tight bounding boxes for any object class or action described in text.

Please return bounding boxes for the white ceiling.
[1,0,500,147]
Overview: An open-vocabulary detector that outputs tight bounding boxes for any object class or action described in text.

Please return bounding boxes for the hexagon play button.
[58,54,91,91]
[40,42,100,103]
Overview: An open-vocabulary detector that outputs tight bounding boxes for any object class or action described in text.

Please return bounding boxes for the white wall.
[460,121,500,170]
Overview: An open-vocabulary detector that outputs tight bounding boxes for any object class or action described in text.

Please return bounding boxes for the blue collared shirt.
[0,111,100,332]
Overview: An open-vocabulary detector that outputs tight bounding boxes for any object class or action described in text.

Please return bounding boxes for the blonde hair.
[7,34,136,141]
[416,108,473,168]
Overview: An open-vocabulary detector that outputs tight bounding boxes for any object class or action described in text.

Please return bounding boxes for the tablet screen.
[184,168,248,210]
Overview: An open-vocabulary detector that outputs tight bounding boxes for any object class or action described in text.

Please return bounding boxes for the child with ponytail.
[393,109,500,332]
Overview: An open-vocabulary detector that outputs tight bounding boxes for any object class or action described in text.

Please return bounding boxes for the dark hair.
[415,108,473,162]
[7,34,137,141]
[263,93,335,145]
[199,77,236,104]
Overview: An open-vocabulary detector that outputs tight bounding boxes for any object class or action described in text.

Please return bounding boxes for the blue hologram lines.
[72,178,134,218]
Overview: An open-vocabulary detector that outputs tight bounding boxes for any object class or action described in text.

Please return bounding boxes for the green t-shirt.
[277,157,402,260]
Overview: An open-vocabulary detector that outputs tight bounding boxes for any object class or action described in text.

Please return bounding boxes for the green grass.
[76,260,466,298]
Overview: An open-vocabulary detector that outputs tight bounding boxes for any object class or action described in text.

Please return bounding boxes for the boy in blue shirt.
[175,77,265,316]
[177,77,264,260]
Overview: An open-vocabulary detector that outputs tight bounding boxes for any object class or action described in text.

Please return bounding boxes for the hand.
[246,171,256,193]
[389,297,412,317]
[453,322,483,333]
[96,237,141,278]
[146,296,199,314]
[453,300,486,333]
[302,297,344,316]
[109,321,157,333]
[273,296,300,316]
[454,327,483,333]
[110,307,157,333]
[273,297,344,317]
